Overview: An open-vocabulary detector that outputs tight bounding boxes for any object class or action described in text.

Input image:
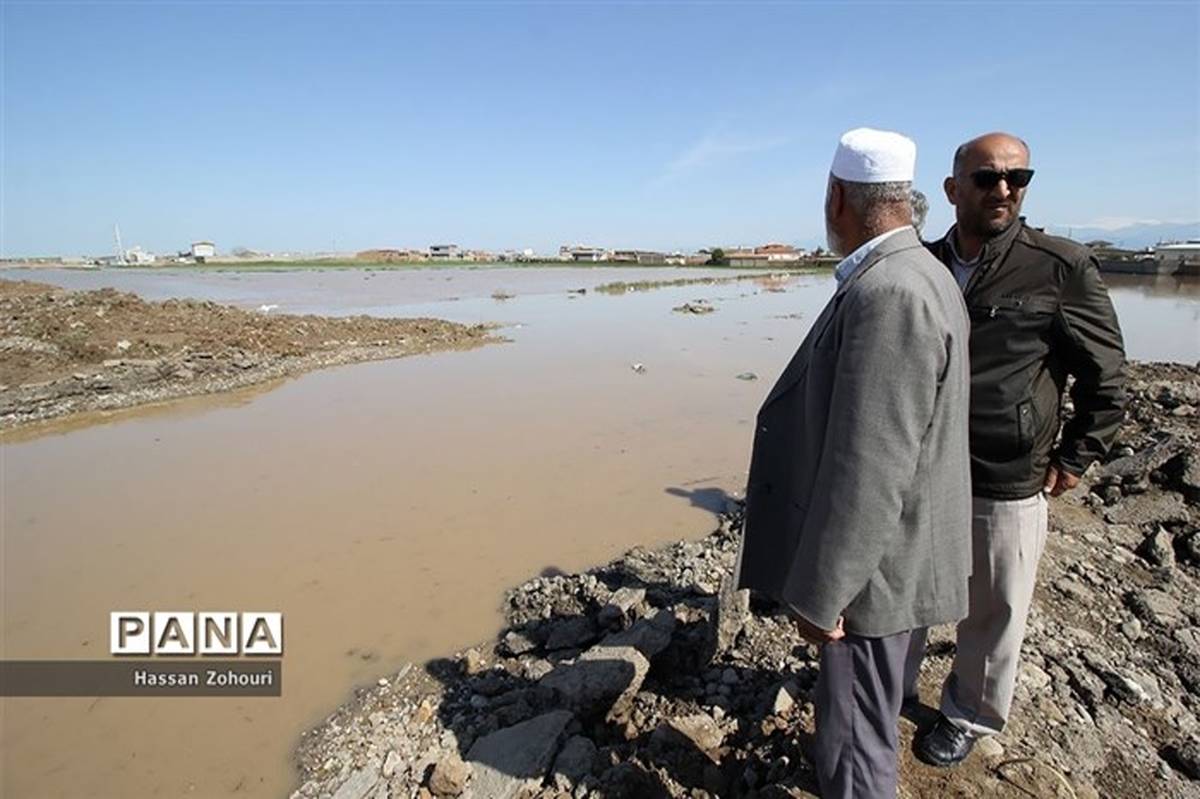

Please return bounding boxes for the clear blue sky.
[2,1,1198,257]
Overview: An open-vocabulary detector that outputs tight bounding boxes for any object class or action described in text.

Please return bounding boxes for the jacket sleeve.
[1054,256,1127,476]
[781,283,946,630]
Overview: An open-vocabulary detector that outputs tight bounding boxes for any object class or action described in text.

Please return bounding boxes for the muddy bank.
[292,361,1199,799]
[0,279,502,430]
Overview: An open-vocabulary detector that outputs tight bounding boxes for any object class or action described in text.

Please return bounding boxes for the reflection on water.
[0,266,1196,798]
[1102,274,1200,362]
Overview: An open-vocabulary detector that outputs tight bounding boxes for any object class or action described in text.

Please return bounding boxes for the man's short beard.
[826,220,846,257]
[963,208,1015,240]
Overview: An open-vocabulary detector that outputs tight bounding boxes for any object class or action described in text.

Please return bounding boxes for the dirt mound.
[0,279,503,430]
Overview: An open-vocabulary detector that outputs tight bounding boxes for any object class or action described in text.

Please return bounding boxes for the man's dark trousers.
[814,630,913,798]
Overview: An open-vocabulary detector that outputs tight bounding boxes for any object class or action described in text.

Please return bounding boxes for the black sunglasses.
[970,168,1035,190]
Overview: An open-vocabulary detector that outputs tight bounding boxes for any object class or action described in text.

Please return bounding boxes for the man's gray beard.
[826,221,846,257]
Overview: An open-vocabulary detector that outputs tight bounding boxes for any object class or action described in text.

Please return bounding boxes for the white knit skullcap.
[830,127,916,183]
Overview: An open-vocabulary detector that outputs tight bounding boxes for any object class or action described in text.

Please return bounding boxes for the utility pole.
[114,223,127,265]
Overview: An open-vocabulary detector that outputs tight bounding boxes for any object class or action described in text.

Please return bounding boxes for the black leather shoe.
[913,715,975,767]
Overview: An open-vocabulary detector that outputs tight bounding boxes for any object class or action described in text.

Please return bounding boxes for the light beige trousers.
[904,492,1049,737]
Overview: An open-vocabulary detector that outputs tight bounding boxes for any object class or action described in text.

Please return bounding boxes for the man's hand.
[1043,462,1081,497]
[793,614,845,646]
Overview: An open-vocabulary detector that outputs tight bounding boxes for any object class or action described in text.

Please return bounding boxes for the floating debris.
[673,301,715,315]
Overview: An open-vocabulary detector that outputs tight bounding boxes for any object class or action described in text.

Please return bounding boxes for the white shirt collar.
[833,225,911,286]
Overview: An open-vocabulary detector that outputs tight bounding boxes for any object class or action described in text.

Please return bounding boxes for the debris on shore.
[0,280,503,431]
[291,362,1200,798]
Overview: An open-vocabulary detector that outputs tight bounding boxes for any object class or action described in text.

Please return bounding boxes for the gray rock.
[551,735,597,782]
[1100,669,1153,705]
[1106,523,1143,548]
[545,617,598,651]
[523,658,554,681]
[1100,436,1189,482]
[720,668,739,685]
[650,713,726,763]
[501,630,537,656]
[1139,527,1176,568]
[462,648,486,676]
[1165,738,1200,780]
[429,754,471,797]
[1178,451,1200,504]
[1019,663,1052,693]
[1121,619,1144,639]
[770,681,798,715]
[1055,577,1094,603]
[1174,627,1200,659]
[715,581,750,655]
[466,710,572,799]
[540,645,649,720]
[600,609,676,659]
[1129,588,1184,627]
[976,736,1005,759]
[598,587,645,626]
[332,764,380,799]
[1105,492,1190,526]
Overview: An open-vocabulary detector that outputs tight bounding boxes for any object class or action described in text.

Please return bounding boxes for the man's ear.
[943,176,958,206]
[828,179,844,218]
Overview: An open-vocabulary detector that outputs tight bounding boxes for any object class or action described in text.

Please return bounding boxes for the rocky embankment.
[0,280,502,430]
[293,362,1200,799]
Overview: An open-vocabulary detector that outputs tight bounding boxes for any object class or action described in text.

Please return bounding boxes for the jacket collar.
[834,226,913,287]
[833,226,924,300]
[936,216,1025,266]
[934,217,1026,294]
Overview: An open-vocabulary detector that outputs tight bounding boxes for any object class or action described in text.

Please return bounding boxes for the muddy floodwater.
[1,265,1197,798]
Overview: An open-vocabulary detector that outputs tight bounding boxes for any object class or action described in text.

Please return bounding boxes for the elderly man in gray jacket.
[736,128,972,798]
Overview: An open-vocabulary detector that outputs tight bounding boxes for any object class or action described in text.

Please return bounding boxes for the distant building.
[191,241,216,262]
[559,245,607,262]
[611,249,667,265]
[1155,241,1200,275]
[728,243,807,267]
[429,244,460,259]
[356,248,425,262]
[125,247,156,265]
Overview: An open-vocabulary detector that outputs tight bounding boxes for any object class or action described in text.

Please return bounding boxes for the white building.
[190,241,216,262]
[124,247,156,265]
[429,244,460,259]
[559,245,607,262]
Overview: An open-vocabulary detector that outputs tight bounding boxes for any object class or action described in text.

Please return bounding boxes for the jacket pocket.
[1016,399,1035,453]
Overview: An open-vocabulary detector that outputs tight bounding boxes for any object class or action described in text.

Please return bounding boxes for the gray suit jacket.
[736,228,972,637]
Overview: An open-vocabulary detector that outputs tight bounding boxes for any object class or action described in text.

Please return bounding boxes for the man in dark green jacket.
[905,132,1127,767]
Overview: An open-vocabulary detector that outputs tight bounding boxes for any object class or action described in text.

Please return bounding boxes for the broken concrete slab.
[539,645,649,721]
[465,710,572,799]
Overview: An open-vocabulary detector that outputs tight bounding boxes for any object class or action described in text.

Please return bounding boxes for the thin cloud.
[651,133,790,186]
[1054,216,1198,231]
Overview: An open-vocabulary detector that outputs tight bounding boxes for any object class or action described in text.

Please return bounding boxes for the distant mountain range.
[1044,221,1200,250]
